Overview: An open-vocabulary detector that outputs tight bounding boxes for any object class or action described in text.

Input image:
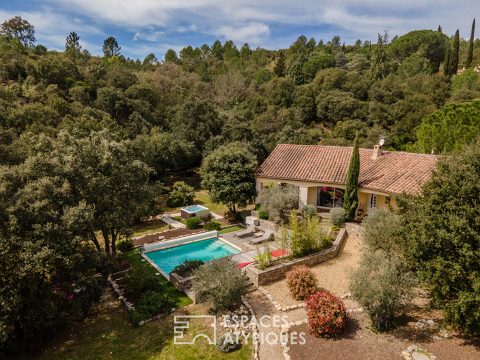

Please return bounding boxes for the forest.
[1,14,480,356]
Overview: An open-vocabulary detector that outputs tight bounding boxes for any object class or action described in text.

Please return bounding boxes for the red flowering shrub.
[286,265,318,300]
[306,290,347,337]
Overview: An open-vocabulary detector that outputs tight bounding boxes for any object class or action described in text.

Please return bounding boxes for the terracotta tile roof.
[257,144,438,195]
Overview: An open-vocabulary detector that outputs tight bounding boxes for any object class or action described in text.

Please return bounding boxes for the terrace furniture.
[249,230,274,245]
[233,225,256,238]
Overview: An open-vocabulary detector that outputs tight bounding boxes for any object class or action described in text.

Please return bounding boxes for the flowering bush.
[306,290,347,338]
[286,265,318,300]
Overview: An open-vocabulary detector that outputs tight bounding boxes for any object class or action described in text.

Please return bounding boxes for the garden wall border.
[245,228,347,286]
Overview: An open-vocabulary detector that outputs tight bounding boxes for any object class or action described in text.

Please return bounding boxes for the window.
[317,187,345,208]
[369,194,377,208]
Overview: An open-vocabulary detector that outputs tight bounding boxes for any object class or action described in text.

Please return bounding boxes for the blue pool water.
[144,238,240,274]
[182,204,207,213]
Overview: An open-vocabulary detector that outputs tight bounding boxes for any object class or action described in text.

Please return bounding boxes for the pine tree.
[466,18,475,68]
[343,134,360,221]
[65,32,81,59]
[451,29,460,74]
[444,41,452,76]
[102,36,121,58]
[274,51,286,77]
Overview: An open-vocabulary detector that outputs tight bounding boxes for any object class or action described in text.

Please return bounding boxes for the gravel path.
[262,224,363,308]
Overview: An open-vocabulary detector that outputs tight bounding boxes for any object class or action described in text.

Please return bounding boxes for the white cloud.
[176,24,198,33]
[0,8,102,49]
[45,0,480,41]
[3,0,480,58]
[133,30,165,42]
[215,22,270,45]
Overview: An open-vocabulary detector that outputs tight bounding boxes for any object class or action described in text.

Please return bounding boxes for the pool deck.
[220,230,283,266]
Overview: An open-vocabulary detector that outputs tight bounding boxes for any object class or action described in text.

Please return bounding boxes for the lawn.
[131,220,169,237]
[193,190,229,216]
[161,190,230,216]
[123,249,192,307]
[35,292,251,360]
[219,225,244,235]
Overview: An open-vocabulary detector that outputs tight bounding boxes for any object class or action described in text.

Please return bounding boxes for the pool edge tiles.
[143,237,241,278]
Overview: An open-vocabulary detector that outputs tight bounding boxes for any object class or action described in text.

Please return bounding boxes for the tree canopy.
[399,140,480,334]
[201,142,258,213]
[413,100,480,153]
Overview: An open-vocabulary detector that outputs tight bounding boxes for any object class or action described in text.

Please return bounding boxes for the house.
[256,143,438,215]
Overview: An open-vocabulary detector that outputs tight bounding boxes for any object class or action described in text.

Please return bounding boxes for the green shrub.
[323,235,334,248]
[130,291,175,325]
[329,207,347,226]
[171,259,204,277]
[192,257,248,312]
[362,208,402,253]
[306,290,347,338]
[255,245,273,270]
[331,224,340,233]
[185,216,201,229]
[302,205,317,219]
[167,181,195,208]
[258,207,269,220]
[125,266,162,301]
[204,221,222,231]
[216,334,241,353]
[117,239,134,253]
[289,211,328,258]
[286,265,318,300]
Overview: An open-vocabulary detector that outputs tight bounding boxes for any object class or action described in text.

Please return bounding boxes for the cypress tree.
[369,33,389,80]
[343,134,360,221]
[274,51,286,77]
[438,25,442,33]
[288,52,307,85]
[466,18,475,68]
[444,41,452,76]
[451,29,460,74]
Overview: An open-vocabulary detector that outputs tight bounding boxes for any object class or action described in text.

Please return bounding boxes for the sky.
[0,1,479,60]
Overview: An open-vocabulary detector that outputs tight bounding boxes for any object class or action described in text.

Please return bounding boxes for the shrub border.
[246,228,347,287]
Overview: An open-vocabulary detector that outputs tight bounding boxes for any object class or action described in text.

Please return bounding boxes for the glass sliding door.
[316,186,345,208]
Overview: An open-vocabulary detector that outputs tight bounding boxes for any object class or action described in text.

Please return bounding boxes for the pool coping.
[142,230,219,252]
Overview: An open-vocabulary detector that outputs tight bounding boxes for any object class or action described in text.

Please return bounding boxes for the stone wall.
[245,228,347,286]
[170,271,199,303]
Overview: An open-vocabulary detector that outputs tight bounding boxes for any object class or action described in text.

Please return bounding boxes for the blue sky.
[1,1,479,60]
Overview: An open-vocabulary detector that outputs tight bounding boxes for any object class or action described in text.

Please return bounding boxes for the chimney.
[372,144,382,160]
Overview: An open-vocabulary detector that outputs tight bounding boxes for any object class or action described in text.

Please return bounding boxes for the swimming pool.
[143,237,240,275]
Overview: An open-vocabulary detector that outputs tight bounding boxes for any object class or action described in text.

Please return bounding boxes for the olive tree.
[258,184,299,222]
[349,208,414,331]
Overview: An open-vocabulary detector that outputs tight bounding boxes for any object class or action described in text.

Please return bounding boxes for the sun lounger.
[233,225,256,238]
[249,230,274,245]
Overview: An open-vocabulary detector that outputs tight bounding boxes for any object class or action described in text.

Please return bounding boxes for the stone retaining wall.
[170,271,199,303]
[245,228,347,286]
